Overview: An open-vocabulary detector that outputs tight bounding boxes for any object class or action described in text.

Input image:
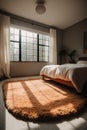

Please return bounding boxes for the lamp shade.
[36,4,46,14]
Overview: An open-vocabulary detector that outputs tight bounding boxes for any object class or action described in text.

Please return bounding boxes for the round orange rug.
[3,79,87,122]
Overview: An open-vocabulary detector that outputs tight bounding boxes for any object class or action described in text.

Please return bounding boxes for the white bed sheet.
[40,64,87,93]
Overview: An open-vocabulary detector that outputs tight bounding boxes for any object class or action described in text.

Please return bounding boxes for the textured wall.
[62,19,87,59]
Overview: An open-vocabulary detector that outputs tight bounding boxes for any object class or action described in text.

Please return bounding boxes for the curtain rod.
[0,9,51,29]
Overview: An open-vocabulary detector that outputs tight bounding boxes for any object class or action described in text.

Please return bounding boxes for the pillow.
[77,60,87,64]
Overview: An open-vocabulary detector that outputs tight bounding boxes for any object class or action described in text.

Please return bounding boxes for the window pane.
[34,33,37,38]
[44,40,49,46]
[33,38,37,44]
[10,34,14,40]
[39,46,42,51]
[34,56,37,61]
[10,27,19,42]
[39,34,49,46]
[22,36,26,42]
[21,30,38,61]
[39,33,49,62]
[14,43,19,49]
[22,55,27,61]
[22,30,26,36]
[14,29,19,35]
[14,55,19,61]
[39,34,43,39]
[10,41,19,61]
[27,32,33,37]
[22,43,27,50]
[39,51,43,57]
[34,50,37,56]
[10,28,14,33]
[39,39,43,45]
[10,27,19,61]
[39,57,43,61]
[27,56,33,61]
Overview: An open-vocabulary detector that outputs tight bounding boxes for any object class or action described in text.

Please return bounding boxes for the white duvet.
[40,64,87,93]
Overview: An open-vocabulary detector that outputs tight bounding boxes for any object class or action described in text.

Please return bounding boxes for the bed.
[40,57,87,93]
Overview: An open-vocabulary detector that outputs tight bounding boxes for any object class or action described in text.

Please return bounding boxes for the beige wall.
[10,62,48,77]
[62,19,87,58]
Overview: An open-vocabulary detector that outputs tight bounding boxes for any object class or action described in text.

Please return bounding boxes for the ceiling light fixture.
[35,0,46,15]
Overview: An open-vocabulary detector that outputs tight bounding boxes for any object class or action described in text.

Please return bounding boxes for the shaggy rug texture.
[3,79,87,122]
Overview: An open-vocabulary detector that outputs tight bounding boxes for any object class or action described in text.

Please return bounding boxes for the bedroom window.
[10,27,49,62]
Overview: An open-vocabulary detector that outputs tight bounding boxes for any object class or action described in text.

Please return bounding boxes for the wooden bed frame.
[42,75,74,88]
[41,57,87,89]
[78,57,87,61]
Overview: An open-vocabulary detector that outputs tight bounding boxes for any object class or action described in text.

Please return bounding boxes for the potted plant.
[60,49,77,63]
[68,50,77,63]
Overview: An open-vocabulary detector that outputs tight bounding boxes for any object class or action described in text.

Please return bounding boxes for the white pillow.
[77,61,87,64]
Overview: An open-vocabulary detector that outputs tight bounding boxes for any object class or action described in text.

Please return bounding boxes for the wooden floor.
[0,77,87,130]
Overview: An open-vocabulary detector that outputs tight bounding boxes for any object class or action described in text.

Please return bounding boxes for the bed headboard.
[78,57,87,61]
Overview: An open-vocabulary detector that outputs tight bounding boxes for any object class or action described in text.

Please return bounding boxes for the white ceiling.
[0,0,87,29]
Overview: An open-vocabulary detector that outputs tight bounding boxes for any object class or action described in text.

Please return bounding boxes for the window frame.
[10,27,49,62]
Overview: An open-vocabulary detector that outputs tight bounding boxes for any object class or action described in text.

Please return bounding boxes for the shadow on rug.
[3,79,87,123]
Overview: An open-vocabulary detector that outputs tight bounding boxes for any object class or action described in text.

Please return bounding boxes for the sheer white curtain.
[0,14,10,78]
[49,28,57,64]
